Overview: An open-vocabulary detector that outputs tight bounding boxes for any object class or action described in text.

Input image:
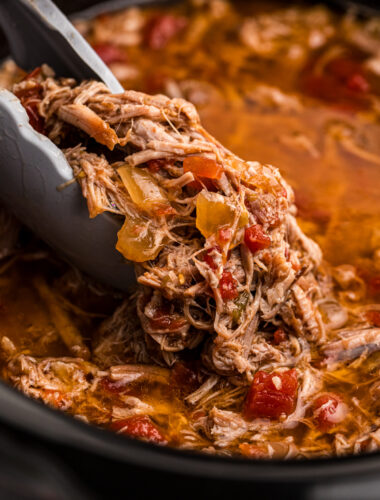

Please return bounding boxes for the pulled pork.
[4,64,380,458]
[12,69,328,382]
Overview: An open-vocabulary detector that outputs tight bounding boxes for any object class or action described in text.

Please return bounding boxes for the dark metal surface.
[0,378,375,483]
[0,423,92,500]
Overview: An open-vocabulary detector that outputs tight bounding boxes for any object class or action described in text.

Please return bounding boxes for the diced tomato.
[327,57,363,81]
[218,226,233,244]
[365,310,380,327]
[99,376,128,394]
[368,276,380,297]
[219,271,238,301]
[302,74,340,102]
[239,443,267,458]
[154,204,176,216]
[186,179,203,192]
[243,369,298,420]
[203,246,220,270]
[92,43,127,65]
[187,177,217,193]
[300,55,370,111]
[42,390,68,409]
[171,361,199,393]
[184,157,221,193]
[149,306,187,331]
[358,268,380,297]
[346,73,370,93]
[23,67,42,81]
[111,415,166,444]
[14,84,45,133]
[273,328,287,345]
[24,102,44,133]
[290,256,301,272]
[244,225,271,254]
[145,15,187,50]
[146,159,164,173]
[313,393,347,431]
[183,156,223,180]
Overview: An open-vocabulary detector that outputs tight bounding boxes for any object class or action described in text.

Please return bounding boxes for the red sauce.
[111,415,167,444]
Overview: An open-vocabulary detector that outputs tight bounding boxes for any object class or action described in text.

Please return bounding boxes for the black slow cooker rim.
[1,379,380,483]
[1,0,380,483]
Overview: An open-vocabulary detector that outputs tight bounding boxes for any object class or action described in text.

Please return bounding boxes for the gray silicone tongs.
[0,0,136,290]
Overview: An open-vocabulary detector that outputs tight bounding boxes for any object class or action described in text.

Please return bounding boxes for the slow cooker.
[0,1,379,498]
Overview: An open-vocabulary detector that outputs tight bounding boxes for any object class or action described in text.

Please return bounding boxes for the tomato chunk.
[327,57,363,81]
[145,15,187,50]
[183,156,223,180]
[346,73,370,93]
[218,226,233,244]
[24,67,42,81]
[203,246,220,270]
[313,393,347,431]
[243,369,298,420]
[111,415,166,444]
[219,271,238,301]
[171,361,199,394]
[149,305,187,331]
[368,276,380,297]
[14,79,45,133]
[239,443,267,458]
[187,178,218,193]
[365,310,380,327]
[42,390,68,409]
[300,56,370,111]
[146,159,165,173]
[99,376,128,394]
[92,43,127,64]
[273,328,287,345]
[244,225,271,254]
